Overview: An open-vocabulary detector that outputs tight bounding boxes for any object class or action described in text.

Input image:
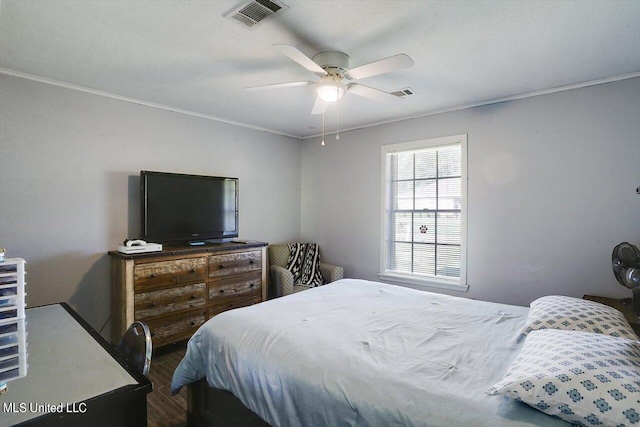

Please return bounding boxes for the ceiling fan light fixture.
[316,76,345,103]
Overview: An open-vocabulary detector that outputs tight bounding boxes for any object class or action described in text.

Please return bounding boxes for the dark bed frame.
[187,380,270,427]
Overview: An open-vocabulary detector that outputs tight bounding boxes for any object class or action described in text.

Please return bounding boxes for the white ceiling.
[1,0,639,139]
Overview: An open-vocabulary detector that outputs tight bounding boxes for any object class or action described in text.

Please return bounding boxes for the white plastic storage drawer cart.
[0,258,28,392]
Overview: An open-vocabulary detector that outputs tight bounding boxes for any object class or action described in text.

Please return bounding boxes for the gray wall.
[301,77,640,306]
[0,74,302,337]
[2,74,639,336]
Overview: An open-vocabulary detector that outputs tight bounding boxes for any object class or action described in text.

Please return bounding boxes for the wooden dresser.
[109,241,267,348]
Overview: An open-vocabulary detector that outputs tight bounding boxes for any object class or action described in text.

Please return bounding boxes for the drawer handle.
[219,264,225,269]
[190,295,196,299]
[150,273,156,278]
[151,302,157,307]
[249,283,255,288]
[219,289,225,294]
[190,321,196,326]
[249,260,255,265]
[190,268,196,273]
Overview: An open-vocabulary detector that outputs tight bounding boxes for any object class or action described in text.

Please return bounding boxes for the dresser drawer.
[208,251,261,279]
[208,272,261,301]
[134,257,207,291]
[207,295,261,319]
[134,282,206,320]
[146,309,206,347]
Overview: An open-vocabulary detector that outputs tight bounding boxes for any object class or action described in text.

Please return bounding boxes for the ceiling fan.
[245,44,414,114]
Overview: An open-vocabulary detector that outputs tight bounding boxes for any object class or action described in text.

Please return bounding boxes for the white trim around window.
[378,134,468,293]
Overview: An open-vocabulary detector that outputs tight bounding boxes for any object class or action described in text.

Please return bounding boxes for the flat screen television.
[140,171,238,244]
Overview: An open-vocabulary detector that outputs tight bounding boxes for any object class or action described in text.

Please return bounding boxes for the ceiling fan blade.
[345,54,414,81]
[347,84,403,102]
[274,44,327,76]
[311,97,328,115]
[245,81,315,91]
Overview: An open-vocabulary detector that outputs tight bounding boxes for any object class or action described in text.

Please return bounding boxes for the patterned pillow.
[488,329,640,427]
[521,295,639,340]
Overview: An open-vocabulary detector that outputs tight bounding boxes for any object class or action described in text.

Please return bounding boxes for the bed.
[171,278,571,427]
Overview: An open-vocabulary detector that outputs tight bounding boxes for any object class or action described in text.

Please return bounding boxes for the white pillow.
[521,295,639,340]
[488,329,640,427]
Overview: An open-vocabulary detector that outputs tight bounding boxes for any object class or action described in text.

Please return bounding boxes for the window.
[379,134,468,292]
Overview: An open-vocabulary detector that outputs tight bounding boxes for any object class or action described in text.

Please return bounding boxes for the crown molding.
[0,68,301,140]
[2,67,638,141]
[301,72,640,140]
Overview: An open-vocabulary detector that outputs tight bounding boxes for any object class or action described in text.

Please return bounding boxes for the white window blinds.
[380,135,467,290]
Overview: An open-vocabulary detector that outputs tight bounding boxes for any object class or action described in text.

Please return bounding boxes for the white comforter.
[171,279,568,426]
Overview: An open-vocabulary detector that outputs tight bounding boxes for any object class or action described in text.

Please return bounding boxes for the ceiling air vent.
[389,88,415,98]
[225,0,289,29]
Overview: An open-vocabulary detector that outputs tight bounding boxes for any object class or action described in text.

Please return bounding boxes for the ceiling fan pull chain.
[336,101,341,140]
[321,112,325,146]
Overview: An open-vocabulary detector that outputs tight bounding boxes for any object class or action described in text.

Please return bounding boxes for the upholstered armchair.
[269,244,343,297]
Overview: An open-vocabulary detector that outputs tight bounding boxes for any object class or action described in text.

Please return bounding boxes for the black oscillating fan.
[612,242,640,319]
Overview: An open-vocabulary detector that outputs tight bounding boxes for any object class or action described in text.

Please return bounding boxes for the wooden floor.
[147,347,188,427]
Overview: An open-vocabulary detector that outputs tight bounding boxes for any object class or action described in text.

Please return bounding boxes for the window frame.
[379,134,468,292]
